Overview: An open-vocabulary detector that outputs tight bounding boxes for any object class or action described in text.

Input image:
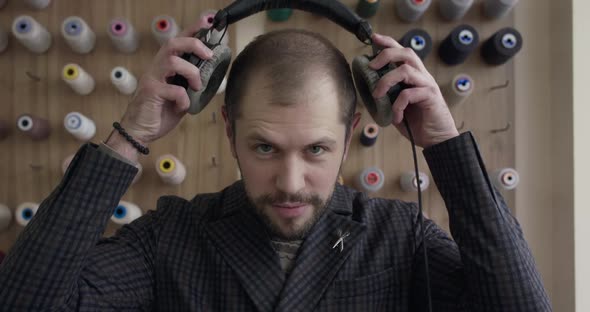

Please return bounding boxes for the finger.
[158,55,202,91]
[371,33,403,49]
[159,83,191,113]
[180,11,217,37]
[372,64,433,98]
[161,37,213,60]
[391,87,433,125]
[369,47,426,72]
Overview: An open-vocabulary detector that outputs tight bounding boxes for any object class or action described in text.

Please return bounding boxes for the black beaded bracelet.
[112,122,150,155]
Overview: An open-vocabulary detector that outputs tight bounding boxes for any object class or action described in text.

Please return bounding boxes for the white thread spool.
[151,15,179,45]
[15,202,39,227]
[442,74,474,107]
[0,26,8,53]
[0,203,12,231]
[64,112,96,141]
[492,168,519,190]
[62,63,95,95]
[62,153,75,175]
[108,18,139,53]
[483,0,519,19]
[111,200,143,225]
[61,16,95,54]
[400,171,430,192]
[200,10,229,46]
[439,0,474,21]
[12,15,52,53]
[24,0,51,10]
[216,77,228,95]
[156,154,186,185]
[395,0,432,23]
[110,66,137,95]
[357,167,385,193]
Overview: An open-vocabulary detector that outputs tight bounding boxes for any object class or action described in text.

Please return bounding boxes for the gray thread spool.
[483,0,519,19]
[151,15,179,45]
[17,114,51,141]
[61,16,96,54]
[492,168,519,190]
[110,66,137,95]
[439,0,474,21]
[12,15,52,53]
[357,167,385,193]
[108,18,139,53]
[395,0,432,23]
[24,0,50,10]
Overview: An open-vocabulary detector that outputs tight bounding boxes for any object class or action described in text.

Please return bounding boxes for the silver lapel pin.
[332,230,350,253]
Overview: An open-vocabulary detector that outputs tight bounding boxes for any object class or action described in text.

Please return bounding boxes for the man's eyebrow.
[244,133,338,146]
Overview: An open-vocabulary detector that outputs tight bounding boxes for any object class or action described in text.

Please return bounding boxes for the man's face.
[224,73,355,240]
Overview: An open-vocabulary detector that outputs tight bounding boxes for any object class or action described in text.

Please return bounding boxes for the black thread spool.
[400,29,433,60]
[481,27,522,65]
[438,24,479,66]
[360,123,379,147]
[356,0,380,18]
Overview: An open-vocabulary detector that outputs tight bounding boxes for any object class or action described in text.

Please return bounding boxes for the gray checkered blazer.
[0,132,551,311]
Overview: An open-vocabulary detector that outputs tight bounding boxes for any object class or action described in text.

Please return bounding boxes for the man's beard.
[251,189,331,240]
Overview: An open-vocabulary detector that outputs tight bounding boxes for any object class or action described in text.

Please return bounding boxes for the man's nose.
[275,155,306,196]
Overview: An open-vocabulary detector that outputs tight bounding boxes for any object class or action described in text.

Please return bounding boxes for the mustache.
[254,191,324,207]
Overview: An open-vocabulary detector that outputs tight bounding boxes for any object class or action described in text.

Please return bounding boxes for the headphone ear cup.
[186,44,232,115]
[351,55,394,127]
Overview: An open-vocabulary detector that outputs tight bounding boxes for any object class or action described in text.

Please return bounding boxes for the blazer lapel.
[275,184,367,311]
[205,181,285,312]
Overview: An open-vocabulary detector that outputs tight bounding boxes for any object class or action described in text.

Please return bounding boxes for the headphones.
[170,0,406,127]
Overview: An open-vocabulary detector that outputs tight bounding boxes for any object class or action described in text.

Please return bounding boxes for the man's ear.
[343,112,362,161]
[221,105,237,159]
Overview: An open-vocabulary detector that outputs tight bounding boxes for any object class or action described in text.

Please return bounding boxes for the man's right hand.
[105,16,217,161]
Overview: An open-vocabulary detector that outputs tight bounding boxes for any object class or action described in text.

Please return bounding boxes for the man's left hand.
[369,33,459,148]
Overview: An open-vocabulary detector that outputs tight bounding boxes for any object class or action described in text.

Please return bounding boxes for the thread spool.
[108,18,139,53]
[62,63,95,95]
[439,24,479,66]
[357,167,385,193]
[356,0,380,18]
[442,74,474,107]
[395,0,432,23]
[216,77,228,95]
[64,112,96,141]
[24,0,50,9]
[156,154,186,185]
[0,119,11,141]
[360,123,379,147]
[400,171,430,192]
[439,0,474,21]
[15,202,39,227]
[111,200,143,225]
[399,29,433,60]
[151,15,179,45]
[0,203,12,231]
[492,168,519,190]
[12,15,52,54]
[61,16,95,54]
[481,27,523,65]
[62,154,75,175]
[483,0,519,19]
[199,10,229,46]
[268,8,293,22]
[110,66,137,95]
[0,26,8,53]
[17,114,51,141]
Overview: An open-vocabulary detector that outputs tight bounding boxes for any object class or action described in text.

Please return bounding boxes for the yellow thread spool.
[159,158,175,173]
[62,64,79,80]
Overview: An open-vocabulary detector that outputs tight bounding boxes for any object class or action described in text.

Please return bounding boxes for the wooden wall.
[0,0,516,259]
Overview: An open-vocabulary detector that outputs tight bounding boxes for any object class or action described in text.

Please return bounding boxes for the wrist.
[104,129,146,163]
[425,130,460,148]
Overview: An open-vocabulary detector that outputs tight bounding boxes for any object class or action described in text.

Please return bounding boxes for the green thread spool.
[267,9,293,22]
[357,0,380,18]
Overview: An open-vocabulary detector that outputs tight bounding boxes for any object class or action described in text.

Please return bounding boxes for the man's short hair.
[224,28,358,140]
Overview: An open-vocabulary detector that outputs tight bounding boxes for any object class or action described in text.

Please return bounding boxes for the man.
[0,16,551,311]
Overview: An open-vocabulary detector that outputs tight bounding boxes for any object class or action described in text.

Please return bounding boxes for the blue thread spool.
[439,24,479,65]
[481,27,523,65]
[360,123,379,147]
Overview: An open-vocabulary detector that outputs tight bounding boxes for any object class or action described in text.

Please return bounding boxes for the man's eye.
[256,144,274,154]
[309,146,325,156]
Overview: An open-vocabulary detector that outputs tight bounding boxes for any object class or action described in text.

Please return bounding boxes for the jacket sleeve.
[0,143,158,311]
[411,132,551,311]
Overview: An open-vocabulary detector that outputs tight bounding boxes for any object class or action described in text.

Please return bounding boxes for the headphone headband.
[213,0,374,44]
